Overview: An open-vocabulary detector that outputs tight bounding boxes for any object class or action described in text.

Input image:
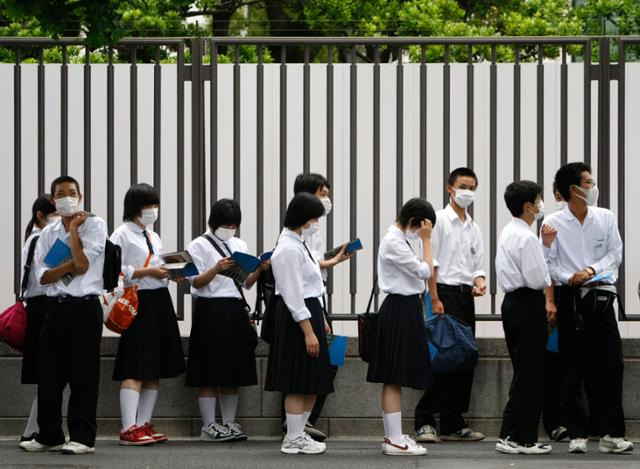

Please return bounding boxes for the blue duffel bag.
[425,313,479,374]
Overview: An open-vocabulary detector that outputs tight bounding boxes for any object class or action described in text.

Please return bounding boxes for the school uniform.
[110,222,185,381]
[544,206,625,439]
[366,225,432,390]
[32,216,107,448]
[265,229,333,396]
[414,205,484,433]
[496,218,551,445]
[185,231,257,388]
[20,228,48,385]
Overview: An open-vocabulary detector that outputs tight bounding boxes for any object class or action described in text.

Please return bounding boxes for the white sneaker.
[415,425,439,443]
[61,441,95,454]
[495,437,519,454]
[303,432,326,450]
[281,434,326,454]
[496,437,552,455]
[382,435,427,456]
[599,435,634,454]
[225,422,248,441]
[441,427,486,442]
[569,438,588,454]
[19,439,63,452]
[200,423,235,442]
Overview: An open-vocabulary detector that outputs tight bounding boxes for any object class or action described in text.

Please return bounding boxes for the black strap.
[201,234,251,313]
[21,235,40,300]
[364,275,378,315]
[142,230,155,255]
[302,240,317,264]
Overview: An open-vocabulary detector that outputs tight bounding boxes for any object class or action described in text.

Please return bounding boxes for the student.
[414,167,486,443]
[18,195,58,444]
[367,198,435,456]
[543,163,633,454]
[110,183,185,446]
[265,193,333,455]
[494,180,552,455]
[21,176,107,455]
[186,199,266,443]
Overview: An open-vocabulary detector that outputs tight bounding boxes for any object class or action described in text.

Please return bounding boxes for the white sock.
[136,389,158,427]
[383,412,403,440]
[219,393,239,425]
[23,395,39,437]
[198,397,217,427]
[286,413,305,440]
[120,389,140,432]
[302,410,311,427]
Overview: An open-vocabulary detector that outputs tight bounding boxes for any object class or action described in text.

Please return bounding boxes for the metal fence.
[4,36,639,322]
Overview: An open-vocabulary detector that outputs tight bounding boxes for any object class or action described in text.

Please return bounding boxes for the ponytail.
[25,194,56,241]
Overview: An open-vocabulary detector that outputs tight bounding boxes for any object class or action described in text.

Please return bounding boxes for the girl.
[366,198,435,456]
[111,183,185,446]
[19,195,58,444]
[186,199,266,442]
[265,193,333,455]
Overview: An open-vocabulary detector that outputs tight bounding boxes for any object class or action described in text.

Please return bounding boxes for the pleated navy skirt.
[113,287,185,381]
[366,294,432,390]
[21,295,48,384]
[265,296,334,395]
[185,297,257,388]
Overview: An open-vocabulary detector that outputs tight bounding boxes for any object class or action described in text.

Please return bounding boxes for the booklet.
[327,334,348,367]
[584,270,614,285]
[44,239,74,286]
[160,251,199,279]
[324,238,363,260]
[218,251,262,284]
[259,251,273,262]
[547,327,559,353]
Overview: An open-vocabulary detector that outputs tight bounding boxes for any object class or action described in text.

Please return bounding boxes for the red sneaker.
[119,425,155,446]
[140,423,168,443]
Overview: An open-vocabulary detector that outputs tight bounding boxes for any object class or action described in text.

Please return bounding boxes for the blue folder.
[547,327,559,353]
[44,239,72,268]
[327,334,348,367]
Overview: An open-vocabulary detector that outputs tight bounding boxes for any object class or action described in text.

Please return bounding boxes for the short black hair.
[50,175,81,196]
[25,194,56,241]
[123,183,160,222]
[397,198,437,229]
[504,180,543,217]
[293,173,331,195]
[284,193,325,229]
[554,162,591,202]
[208,198,242,232]
[447,167,478,188]
[552,180,558,193]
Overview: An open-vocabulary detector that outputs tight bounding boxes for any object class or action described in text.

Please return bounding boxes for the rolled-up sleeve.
[82,218,107,263]
[522,236,551,290]
[109,231,134,282]
[472,225,486,280]
[272,247,311,322]
[387,239,431,280]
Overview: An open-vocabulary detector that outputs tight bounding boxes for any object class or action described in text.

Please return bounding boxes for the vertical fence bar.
[373,46,381,310]
[153,47,162,235]
[107,47,115,234]
[466,45,474,169]
[561,45,568,166]
[83,46,92,211]
[130,47,138,185]
[257,45,264,257]
[279,46,287,227]
[61,46,68,175]
[176,42,185,320]
[13,48,21,298]
[37,47,45,194]
[513,45,521,182]
[233,45,241,209]
[584,40,592,166]
[191,38,205,237]
[617,39,626,314]
[443,45,451,206]
[350,46,358,315]
[597,37,611,209]
[303,46,311,174]
[396,46,403,213]
[420,45,427,199]
[489,46,497,315]
[537,44,544,213]
[326,45,334,313]
[210,41,219,203]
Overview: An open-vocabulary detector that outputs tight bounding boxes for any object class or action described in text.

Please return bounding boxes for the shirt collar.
[562,205,594,223]
[388,225,408,241]
[126,221,146,234]
[445,204,471,225]
[512,217,532,229]
[282,228,304,243]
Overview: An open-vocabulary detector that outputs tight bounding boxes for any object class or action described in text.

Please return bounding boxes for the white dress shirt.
[34,216,108,297]
[21,227,48,298]
[496,218,551,293]
[272,229,325,322]
[378,225,431,295]
[432,204,485,286]
[542,206,622,285]
[110,222,168,290]
[304,230,328,282]
[188,231,249,299]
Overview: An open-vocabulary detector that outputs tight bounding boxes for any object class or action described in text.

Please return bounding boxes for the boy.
[495,180,553,455]
[20,176,107,455]
[414,167,485,443]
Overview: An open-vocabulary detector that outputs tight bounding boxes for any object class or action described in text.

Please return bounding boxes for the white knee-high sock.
[219,393,239,425]
[302,410,311,427]
[136,389,158,427]
[198,397,217,427]
[383,411,403,440]
[285,413,305,440]
[120,389,140,431]
[23,395,39,437]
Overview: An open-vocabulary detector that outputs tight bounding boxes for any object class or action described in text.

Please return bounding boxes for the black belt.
[437,283,473,293]
[53,294,99,303]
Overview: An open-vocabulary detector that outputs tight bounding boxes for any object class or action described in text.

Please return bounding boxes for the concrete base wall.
[3,338,640,438]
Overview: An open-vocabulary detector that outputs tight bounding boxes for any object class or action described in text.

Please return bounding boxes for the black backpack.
[103,239,121,291]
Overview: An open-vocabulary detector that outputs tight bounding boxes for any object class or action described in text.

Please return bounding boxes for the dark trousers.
[414,285,475,434]
[499,288,547,445]
[542,350,564,438]
[556,286,625,439]
[36,297,103,447]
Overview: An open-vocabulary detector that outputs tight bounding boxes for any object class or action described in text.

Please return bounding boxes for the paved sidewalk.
[1,439,639,468]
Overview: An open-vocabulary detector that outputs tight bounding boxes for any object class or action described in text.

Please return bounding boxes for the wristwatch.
[585,266,596,276]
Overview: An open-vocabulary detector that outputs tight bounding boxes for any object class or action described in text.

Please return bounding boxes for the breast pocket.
[593,238,606,259]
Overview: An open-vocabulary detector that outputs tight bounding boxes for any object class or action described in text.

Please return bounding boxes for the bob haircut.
[123,183,160,222]
[293,173,331,195]
[284,193,325,230]
[396,198,436,229]
[208,198,242,232]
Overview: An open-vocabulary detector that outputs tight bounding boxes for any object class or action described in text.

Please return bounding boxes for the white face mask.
[214,227,236,241]
[533,200,545,221]
[319,197,332,216]
[555,200,567,211]
[47,215,61,225]
[573,184,599,207]
[302,222,320,237]
[55,196,80,217]
[453,189,475,209]
[406,228,420,240]
[139,208,158,227]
